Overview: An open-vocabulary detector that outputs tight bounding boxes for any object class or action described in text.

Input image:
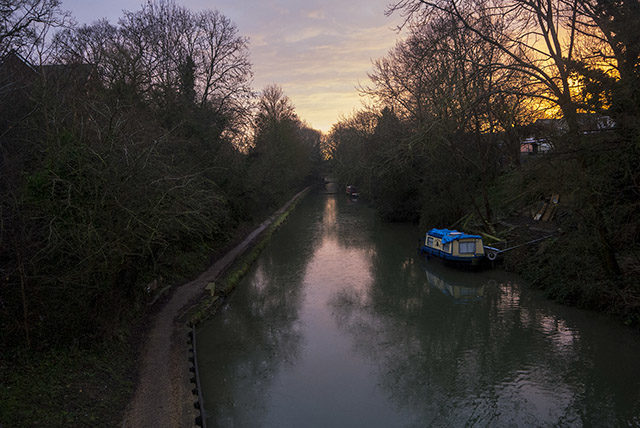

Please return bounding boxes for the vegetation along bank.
[1,0,639,425]
[327,0,639,325]
[1,1,320,425]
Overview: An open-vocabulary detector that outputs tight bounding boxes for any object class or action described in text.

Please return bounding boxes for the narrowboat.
[346,185,359,198]
[420,228,494,265]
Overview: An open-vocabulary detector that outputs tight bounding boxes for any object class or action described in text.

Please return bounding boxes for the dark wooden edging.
[189,326,207,427]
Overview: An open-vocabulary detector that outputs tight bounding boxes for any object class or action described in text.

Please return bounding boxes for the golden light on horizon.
[230,3,405,134]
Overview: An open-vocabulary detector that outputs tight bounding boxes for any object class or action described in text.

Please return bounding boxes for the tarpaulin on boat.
[427,228,482,244]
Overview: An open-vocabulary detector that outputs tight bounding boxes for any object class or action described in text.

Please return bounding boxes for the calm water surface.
[196,193,640,427]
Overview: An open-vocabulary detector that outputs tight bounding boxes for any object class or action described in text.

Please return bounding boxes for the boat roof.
[427,228,482,244]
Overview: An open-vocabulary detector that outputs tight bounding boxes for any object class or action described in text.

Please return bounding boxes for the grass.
[0,342,136,427]
[189,192,303,326]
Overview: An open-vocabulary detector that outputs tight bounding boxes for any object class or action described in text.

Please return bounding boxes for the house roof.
[0,50,38,92]
[0,50,37,73]
[1,50,95,91]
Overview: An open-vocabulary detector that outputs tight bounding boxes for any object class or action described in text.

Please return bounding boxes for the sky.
[61,0,405,132]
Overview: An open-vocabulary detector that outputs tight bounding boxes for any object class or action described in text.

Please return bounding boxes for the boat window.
[427,236,434,246]
[443,242,451,253]
[459,241,475,254]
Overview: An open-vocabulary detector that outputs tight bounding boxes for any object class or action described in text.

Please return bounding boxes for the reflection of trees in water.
[319,194,378,251]
[330,242,640,426]
[198,203,318,427]
[200,194,368,425]
[199,193,640,426]
[206,268,304,426]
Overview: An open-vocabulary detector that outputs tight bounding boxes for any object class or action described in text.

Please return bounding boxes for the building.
[520,115,616,159]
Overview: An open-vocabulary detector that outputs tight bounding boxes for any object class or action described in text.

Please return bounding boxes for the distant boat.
[420,228,498,265]
[345,185,359,198]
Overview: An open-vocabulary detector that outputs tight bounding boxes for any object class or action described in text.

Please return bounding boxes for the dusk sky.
[61,0,405,132]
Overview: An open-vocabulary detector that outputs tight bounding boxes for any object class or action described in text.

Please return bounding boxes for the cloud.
[306,9,325,20]
[245,16,402,132]
[63,0,404,133]
[282,26,328,44]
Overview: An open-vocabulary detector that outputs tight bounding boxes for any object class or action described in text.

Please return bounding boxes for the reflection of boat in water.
[423,262,485,302]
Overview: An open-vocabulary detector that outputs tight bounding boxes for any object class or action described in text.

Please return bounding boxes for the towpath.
[122,188,309,427]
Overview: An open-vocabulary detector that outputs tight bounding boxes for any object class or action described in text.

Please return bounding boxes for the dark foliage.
[328,0,640,324]
[0,2,320,353]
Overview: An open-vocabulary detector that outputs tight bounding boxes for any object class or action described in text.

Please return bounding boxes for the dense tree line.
[328,0,639,320]
[0,0,320,351]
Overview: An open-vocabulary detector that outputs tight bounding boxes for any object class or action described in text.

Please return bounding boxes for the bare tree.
[325,109,378,162]
[53,0,252,118]
[387,0,628,275]
[573,0,639,82]
[255,84,297,127]
[388,0,590,136]
[247,84,317,203]
[570,0,640,128]
[1,0,70,59]
[196,10,252,110]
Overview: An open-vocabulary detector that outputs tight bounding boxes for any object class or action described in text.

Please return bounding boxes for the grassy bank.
[487,156,640,328]
[504,232,640,327]
[0,344,136,427]
[188,189,308,326]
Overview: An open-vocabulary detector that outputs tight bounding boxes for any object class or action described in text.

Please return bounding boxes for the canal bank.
[196,192,640,427]
[122,188,310,427]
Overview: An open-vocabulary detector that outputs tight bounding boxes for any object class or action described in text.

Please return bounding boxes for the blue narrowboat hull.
[420,245,484,264]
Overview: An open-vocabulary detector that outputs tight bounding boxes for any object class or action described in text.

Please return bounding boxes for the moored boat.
[345,185,359,198]
[420,228,494,265]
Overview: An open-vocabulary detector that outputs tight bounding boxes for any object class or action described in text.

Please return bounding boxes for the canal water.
[196,192,640,427]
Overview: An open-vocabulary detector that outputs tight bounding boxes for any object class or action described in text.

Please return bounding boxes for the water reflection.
[331,253,640,426]
[423,262,485,302]
[198,193,640,427]
[196,198,319,426]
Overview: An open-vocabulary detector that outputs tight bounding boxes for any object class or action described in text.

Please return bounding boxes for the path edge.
[122,187,310,427]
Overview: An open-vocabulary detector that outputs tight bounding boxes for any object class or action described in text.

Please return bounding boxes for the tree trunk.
[594,206,621,278]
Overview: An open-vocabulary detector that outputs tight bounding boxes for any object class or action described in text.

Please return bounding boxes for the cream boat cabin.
[420,228,487,264]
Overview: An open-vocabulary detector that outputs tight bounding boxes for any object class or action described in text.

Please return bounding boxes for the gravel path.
[122,188,309,427]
